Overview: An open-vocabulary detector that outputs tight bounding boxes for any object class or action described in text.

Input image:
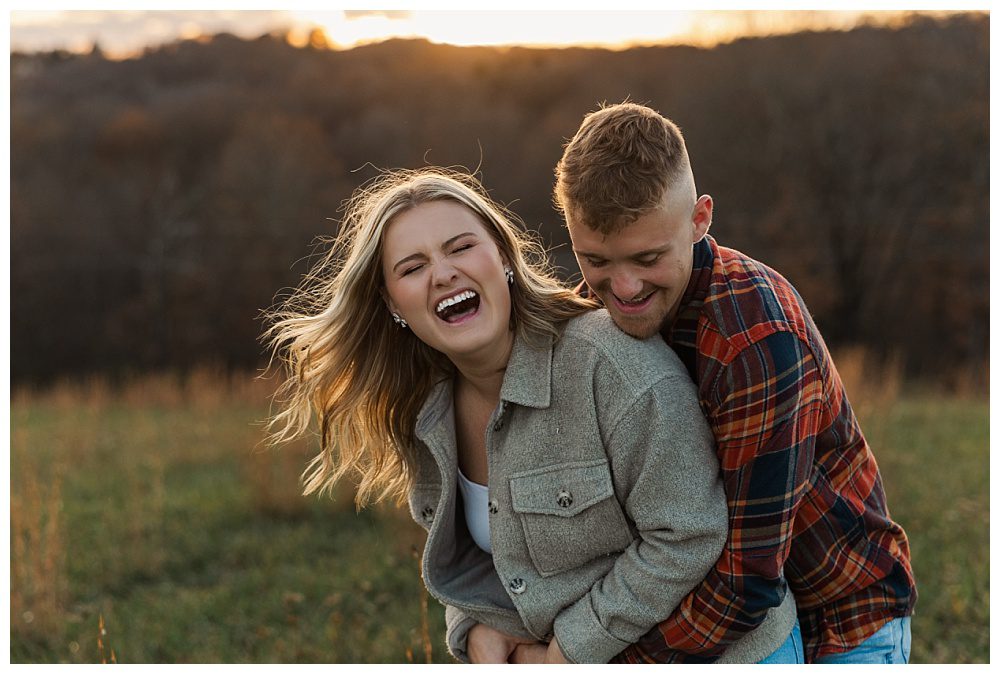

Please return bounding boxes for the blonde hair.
[554,102,695,233]
[263,168,597,507]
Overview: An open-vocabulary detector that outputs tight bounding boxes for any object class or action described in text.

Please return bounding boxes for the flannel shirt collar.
[665,235,717,338]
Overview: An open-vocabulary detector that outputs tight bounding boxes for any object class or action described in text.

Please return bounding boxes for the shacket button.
[509,578,526,595]
[493,419,503,431]
[556,489,573,508]
[421,506,435,522]
[488,500,499,514]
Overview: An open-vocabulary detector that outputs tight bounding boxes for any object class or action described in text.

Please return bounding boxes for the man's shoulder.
[701,242,814,349]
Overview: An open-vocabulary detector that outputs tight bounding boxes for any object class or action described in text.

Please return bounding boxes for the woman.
[263,168,795,663]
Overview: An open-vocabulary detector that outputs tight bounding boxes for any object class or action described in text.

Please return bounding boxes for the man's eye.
[585,257,608,268]
[636,255,661,267]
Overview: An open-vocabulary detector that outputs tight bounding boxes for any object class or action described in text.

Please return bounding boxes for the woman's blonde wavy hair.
[263,168,598,507]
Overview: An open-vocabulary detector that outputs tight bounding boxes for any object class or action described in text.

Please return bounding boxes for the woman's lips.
[434,289,481,324]
[442,306,479,325]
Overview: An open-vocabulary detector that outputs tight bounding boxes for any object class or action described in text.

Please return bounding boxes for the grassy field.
[9,361,989,663]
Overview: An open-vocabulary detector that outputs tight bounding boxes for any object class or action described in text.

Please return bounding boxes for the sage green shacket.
[407,310,797,663]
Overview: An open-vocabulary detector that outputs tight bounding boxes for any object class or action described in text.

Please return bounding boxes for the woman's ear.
[379,288,398,315]
[499,248,512,271]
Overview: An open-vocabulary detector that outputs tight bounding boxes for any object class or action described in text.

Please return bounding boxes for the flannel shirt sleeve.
[614,329,825,663]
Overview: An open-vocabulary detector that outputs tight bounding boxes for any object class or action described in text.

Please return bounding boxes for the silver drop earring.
[505,267,514,285]
[391,312,408,329]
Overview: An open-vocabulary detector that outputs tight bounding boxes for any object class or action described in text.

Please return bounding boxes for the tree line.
[10,13,988,386]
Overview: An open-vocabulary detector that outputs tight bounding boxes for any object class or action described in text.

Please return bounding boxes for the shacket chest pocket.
[509,459,634,578]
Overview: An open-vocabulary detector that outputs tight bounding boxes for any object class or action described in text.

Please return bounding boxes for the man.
[551,102,916,663]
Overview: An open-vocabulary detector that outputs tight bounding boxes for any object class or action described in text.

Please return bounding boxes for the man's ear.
[692,194,713,242]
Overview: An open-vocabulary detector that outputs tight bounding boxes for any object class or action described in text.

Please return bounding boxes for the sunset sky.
[8,6,981,58]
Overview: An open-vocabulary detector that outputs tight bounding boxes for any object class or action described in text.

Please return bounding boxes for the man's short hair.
[554,102,693,234]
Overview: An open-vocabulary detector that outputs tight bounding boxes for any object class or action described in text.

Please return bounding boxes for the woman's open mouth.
[435,290,481,324]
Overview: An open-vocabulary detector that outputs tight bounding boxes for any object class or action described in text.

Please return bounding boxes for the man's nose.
[609,271,643,300]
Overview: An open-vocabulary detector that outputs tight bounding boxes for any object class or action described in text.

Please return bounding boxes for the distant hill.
[10,13,988,384]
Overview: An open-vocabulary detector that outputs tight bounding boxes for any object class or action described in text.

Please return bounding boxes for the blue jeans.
[758,621,805,663]
[758,617,912,664]
[815,617,912,664]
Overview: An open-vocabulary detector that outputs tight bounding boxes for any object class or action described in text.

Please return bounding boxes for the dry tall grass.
[832,346,903,418]
[10,450,66,642]
[10,355,987,663]
[97,614,118,664]
[10,366,366,656]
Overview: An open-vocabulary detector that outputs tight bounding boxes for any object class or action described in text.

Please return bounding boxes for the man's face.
[567,191,712,339]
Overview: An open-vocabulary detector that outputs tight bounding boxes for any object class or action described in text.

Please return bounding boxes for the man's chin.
[607,309,663,340]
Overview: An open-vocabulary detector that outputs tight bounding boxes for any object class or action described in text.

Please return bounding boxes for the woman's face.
[381,200,513,364]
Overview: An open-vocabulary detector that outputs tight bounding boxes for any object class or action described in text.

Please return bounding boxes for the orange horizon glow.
[9,9,978,59]
[284,10,948,53]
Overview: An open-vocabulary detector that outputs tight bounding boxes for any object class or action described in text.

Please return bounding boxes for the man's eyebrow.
[573,245,669,259]
[391,231,477,273]
[634,246,670,257]
[571,244,603,258]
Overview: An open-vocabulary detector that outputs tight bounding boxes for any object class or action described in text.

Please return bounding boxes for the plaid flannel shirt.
[583,235,916,662]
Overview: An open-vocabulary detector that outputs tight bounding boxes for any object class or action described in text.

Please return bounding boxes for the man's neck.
[662,237,716,343]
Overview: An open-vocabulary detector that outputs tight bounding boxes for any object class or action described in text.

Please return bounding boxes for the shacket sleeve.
[551,362,729,663]
[443,603,478,662]
[614,329,824,663]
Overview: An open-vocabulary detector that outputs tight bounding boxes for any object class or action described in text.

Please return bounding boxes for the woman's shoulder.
[559,310,689,383]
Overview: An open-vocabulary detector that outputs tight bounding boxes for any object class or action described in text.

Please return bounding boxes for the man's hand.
[467,623,538,663]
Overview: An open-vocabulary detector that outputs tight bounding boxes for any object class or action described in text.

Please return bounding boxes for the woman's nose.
[431,259,459,286]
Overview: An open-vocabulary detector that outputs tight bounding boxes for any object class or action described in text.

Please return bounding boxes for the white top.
[457,469,492,554]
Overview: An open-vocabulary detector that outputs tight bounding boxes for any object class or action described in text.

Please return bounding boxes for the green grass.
[11,375,446,663]
[9,374,989,663]
[866,395,990,664]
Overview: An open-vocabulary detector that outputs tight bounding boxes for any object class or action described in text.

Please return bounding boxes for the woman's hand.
[544,637,569,664]
[510,642,548,663]
[467,623,538,663]
[509,638,569,664]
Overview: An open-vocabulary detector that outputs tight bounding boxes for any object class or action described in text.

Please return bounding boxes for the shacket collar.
[498,328,554,410]
[415,327,554,440]
[415,375,453,442]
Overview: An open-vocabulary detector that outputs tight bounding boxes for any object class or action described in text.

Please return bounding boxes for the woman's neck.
[450,330,514,403]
